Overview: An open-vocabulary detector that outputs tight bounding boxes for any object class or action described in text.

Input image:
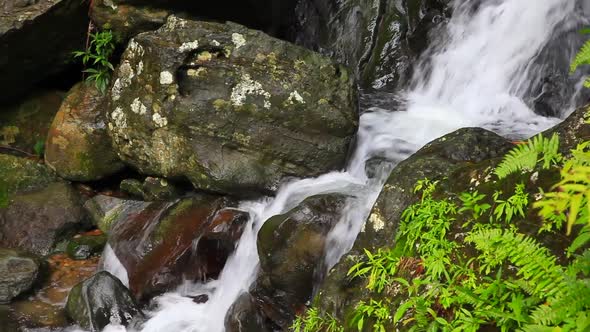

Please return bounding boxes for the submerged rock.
[66,271,143,331]
[0,0,88,102]
[105,17,358,195]
[101,195,248,300]
[45,83,125,182]
[0,248,41,303]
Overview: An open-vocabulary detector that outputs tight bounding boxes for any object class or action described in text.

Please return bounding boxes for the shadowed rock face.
[105,17,358,195]
[88,194,249,300]
[0,0,88,102]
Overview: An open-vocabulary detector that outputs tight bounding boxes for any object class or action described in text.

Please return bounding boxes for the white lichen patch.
[179,40,199,53]
[131,98,147,115]
[211,40,220,47]
[110,107,127,129]
[287,91,305,104]
[187,68,207,77]
[104,0,117,10]
[152,112,168,128]
[136,61,144,76]
[128,39,144,59]
[530,171,539,183]
[369,212,386,231]
[231,33,246,49]
[162,15,187,31]
[230,74,272,109]
[112,60,135,101]
[159,71,174,85]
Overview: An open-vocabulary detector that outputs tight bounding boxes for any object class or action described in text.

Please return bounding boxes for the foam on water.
[99,1,588,331]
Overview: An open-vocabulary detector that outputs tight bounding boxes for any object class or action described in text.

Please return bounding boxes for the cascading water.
[98,0,589,331]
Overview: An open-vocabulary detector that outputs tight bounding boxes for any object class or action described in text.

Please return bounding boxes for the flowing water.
[99,0,589,331]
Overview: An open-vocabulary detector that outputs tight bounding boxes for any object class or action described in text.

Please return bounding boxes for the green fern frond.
[495,134,561,179]
[465,228,567,299]
[571,39,590,74]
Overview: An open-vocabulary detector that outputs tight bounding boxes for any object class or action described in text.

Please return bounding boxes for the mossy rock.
[105,17,358,195]
[66,234,108,260]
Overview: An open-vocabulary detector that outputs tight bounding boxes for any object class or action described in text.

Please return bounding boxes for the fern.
[465,228,567,299]
[571,37,590,88]
[495,134,561,179]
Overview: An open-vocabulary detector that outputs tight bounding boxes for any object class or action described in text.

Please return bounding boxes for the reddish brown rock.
[45,82,124,182]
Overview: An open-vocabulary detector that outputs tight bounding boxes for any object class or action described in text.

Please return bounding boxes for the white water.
[101,0,587,331]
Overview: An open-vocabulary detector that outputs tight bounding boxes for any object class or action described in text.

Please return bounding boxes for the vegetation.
[73,30,115,93]
[571,28,590,88]
[292,129,590,332]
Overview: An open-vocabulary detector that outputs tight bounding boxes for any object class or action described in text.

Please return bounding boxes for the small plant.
[33,139,45,157]
[291,308,343,332]
[495,133,562,179]
[570,28,590,88]
[492,183,529,224]
[73,30,115,93]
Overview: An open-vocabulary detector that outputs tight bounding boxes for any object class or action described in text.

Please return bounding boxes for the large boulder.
[294,0,451,92]
[105,17,358,195]
[0,0,88,102]
[92,194,248,300]
[45,82,125,182]
[0,90,64,156]
[66,271,143,331]
[0,248,42,303]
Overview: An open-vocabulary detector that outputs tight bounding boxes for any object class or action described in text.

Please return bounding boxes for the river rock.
[120,177,181,201]
[295,0,451,91]
[0,0,88,102]
[66,233,107,260]
[0,90,64,156]
[0,248,41,303]
[105,17,358,195]
[252,194,347,328]
[103,195,248,300]
[0,180,90,256]
[84,195,149,234]
[45,83,125,182]
[66,271,143,331]
[225,292,274,332]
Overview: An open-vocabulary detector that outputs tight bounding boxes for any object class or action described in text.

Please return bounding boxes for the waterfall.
[100,0,588,331]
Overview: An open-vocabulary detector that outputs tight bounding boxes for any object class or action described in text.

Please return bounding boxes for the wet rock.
[0,0,88,102]
[66,233,107,260]
[120,177,181,201]
[45,83,125,182]
[0,91,64,156]
[0,249,41,303]
[0,182,90,256]
[83,194,150,234]
[544,104,590,153]
[225,292,274,332]
[106,195,248,300]
[253,194,347,328]
[294,0,451,91]
[66,271,143,331]
[105,17,358,195]
[0,305,20,332]
[9,253,100,330]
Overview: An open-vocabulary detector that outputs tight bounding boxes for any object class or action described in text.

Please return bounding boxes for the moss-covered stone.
[66,234,108,260]
[0,248,42,304]
[0,154,56,196]
[105,17,358,195]
[45,83,125,182]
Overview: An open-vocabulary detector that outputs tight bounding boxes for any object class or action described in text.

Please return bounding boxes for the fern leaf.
[571,39,590,73]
